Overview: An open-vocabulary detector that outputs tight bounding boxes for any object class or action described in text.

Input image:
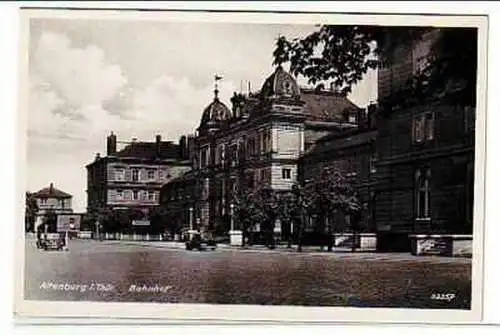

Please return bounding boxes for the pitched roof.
[303,129,377,157]
[300,89,362,122]
[32,183,72,199]
[116,141,182,160]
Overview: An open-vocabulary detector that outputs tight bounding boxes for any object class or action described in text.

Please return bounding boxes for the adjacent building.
[298,108,377,237]
[373,28,476,251]
[85,133,191,231]
[161,66,363,239]
[31,183,74,230]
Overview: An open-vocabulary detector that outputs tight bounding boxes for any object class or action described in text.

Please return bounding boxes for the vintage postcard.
[14,7,488,324]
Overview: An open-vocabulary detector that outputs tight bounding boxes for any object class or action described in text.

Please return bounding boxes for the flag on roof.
[214,74,223,81]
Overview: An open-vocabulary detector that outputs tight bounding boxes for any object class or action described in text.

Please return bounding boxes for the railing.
[77,231,168,241]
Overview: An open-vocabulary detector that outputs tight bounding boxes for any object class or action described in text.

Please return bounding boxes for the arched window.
[216,144,225,166]
[415,168,431,219]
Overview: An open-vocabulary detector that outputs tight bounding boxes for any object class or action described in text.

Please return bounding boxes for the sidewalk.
[99,239,352,252]
[95,239,471,263]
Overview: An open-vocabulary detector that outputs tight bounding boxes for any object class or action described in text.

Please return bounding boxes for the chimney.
[367,103,378,129]
[155,134,161,158]
[187,135,196,161]
[179,135,187,159]
[95,153,101,161]
[357,108,366,130]
[49,183,54,193]
[106,131,117,156]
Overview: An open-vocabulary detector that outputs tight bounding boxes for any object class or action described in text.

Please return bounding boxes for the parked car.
[37,233,65,251]
[185,232,216,251]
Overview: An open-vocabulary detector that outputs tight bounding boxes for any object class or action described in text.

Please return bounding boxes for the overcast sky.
[26,18,378,212]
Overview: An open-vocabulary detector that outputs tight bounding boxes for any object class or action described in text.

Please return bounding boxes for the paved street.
[24,237,472,309]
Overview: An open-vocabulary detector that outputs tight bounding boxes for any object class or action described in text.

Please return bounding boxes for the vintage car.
[185,232,217,251]
[37,233,66,251]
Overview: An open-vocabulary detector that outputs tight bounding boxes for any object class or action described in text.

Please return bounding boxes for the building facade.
[373,28,476,251]
[158,170,197,238]
[85,132,191,232]
[31,183,73,230]
[299,110,378,236]
[161,66,363,239]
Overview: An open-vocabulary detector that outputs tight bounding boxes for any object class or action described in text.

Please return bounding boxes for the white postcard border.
[14,7,489,324]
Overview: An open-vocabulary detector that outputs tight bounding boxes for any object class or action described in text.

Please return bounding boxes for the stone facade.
[374,28,476,251]
[86,133,191,231]
[160,66,362,239]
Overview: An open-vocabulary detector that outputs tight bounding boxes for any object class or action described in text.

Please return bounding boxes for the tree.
[290,183,314,252]
[273,26,477,106]
[232,186,265,247]
[42,209,57,233]
[25,192,38,233]
[149,206,169,235]
[277,192,297,248]
[232,185,280,248]
[303,166,363,252]
[259,187,280,248]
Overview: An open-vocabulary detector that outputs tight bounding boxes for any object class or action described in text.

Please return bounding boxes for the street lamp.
[188,207,194,231]
[292,183,305,252]
[229,203,235,231]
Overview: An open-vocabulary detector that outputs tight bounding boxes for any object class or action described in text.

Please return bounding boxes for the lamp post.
[230,203,235,231]
[95,220,100,241]
[292,183,305,252]
[189,207,194,231]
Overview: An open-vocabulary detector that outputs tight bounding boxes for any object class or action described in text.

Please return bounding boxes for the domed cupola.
[198,76,231,132]
[260,65,301,100]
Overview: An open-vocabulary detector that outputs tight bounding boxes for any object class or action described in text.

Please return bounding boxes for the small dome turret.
[199,98,231,129]
[260,65,301,99]
[198,74,232,131]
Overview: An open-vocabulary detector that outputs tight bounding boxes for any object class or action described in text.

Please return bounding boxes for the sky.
[26,18,378,212]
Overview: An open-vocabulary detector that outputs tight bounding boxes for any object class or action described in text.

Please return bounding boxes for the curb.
[79,240,471,262]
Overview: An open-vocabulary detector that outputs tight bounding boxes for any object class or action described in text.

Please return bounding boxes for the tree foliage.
[304,166,362,220]
[25,192,38,233]
[232,186,266,234]
[232,185,280,246]
[296,166,363,251]
[273,26,477,105]
[42,209,58,233]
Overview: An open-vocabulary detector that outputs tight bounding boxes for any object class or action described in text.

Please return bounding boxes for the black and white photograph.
[14,7,487,323]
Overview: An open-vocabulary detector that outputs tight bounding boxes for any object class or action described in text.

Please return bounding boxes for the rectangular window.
[59,200,65,208]
[369,156,378,174]
[216,144,225,166]
[413,112,435,143]
[41,198,47,204]
[147,169,155,180]
[132,190,139,201]
[413,115,425,143]
[148,191,155,201]
[114,168,125,181]
[425,113,435,140]
[347,158,358,177]
[282,168,292,180]
[231,144,238,167]
[131,169,139,182]
[116,189,123,200]
[203,178,209,199]
[415,168,431,219]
